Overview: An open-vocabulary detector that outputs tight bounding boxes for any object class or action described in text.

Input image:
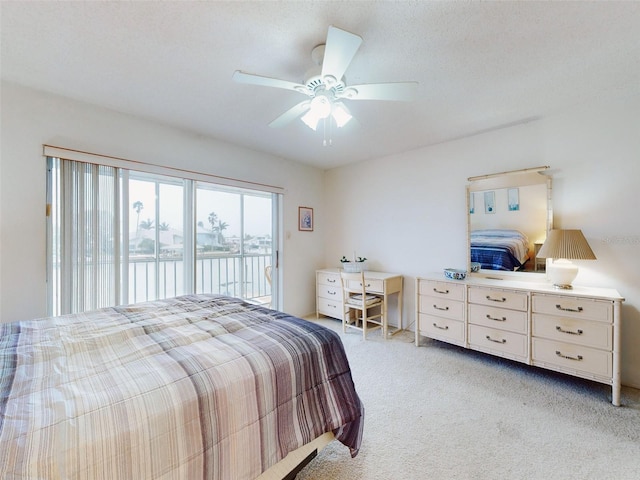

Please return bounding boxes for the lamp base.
[547,259,578,289]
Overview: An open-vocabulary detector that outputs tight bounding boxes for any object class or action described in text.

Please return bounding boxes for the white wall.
[324,94,640,388]
[0,82,326,321]
[2,82,639,388]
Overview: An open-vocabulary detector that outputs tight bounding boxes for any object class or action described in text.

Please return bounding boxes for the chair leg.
[381,306,387,339]
[362,308,367,340]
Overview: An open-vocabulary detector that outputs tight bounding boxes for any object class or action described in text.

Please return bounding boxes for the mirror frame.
[466,166,553,278]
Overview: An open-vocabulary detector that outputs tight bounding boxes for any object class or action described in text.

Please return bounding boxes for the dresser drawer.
[468,287,528,311]
[468,324,528,359]
[532,314,612,350]
[532,294,612,323]
[418,295,465,320]
[346,278,384,293]
[419,280,465,301]
[419,313,465,344]
[532,337,612,378]
[468,303,528,334]
[317,272,340,287]
[317,297,343,319]
[317,284,341,301]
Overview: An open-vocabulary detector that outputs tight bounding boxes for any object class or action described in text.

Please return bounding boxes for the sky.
[129,178,272,238]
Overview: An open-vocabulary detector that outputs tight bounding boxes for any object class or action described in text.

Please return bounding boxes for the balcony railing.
[129,253,272,304]
[50,252,272,316]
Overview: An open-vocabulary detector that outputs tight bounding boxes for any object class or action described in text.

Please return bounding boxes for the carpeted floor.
[297,317,640,480]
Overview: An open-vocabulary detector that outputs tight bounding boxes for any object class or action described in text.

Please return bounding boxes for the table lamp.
[536,229,596,289]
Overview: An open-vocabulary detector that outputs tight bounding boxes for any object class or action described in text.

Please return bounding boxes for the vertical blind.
[49,158,120,314]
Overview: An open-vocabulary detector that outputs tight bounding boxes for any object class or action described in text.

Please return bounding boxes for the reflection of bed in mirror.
[470,229,530,271]
[467,166,552,274]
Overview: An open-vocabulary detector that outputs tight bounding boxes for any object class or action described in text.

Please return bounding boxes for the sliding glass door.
[195,184,274,305]
[48,158,279,316]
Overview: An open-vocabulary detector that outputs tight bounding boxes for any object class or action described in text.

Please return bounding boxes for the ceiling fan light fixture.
[332,102,352,128]
[301,109,321,130]
[309,95,332,118]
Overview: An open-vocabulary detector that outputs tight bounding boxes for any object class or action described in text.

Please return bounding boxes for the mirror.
[467,167,552,275]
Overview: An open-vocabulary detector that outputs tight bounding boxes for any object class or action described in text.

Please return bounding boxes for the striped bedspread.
[0,294,364,479]
[470,229,530,271]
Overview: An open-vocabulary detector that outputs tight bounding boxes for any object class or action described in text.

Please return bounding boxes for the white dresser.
[416,274,624,405]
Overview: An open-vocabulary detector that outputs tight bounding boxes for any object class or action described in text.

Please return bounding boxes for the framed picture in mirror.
[484,191,495,214]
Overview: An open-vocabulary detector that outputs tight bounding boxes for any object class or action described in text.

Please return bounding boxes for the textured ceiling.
[2,1,639,169]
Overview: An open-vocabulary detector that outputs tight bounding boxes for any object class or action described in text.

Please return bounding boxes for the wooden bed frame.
[257,432,335,480]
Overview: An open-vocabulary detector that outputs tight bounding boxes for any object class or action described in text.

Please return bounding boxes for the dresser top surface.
[419,273,623,302]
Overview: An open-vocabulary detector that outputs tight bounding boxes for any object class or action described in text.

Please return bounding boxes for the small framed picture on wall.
[298,206,314,231]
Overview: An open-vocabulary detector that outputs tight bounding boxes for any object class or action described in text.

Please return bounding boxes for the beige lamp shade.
[536,229,596,260]
[536,229,596,289]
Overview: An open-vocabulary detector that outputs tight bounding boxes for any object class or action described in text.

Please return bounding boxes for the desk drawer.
[532,294,612,322]
[317,297,343,319]
[346,278,384,293]
[419,280,465,301]
[532,337,612,378]
[418,296,464,321]
[317,272,340,287]
[469,287,528,311]
[468,304,528,334]
[468,324,528,359]
[317,284,341,301]
[532,314,612,350]
[419,313,465,344]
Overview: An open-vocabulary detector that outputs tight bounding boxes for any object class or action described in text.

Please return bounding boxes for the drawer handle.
[486,314,506,322]
[433,288,449,294]
[359,283,372,288]
[555,326,583,336]
[433,323,449,331]
[486,335,506,344]
[327,278,336,283]
[555,304,583,313]
[555,350,583,361]
[486,295,507,303]
[433,304,449,311]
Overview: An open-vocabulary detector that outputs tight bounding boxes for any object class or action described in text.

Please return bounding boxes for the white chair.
[340,271,385,340]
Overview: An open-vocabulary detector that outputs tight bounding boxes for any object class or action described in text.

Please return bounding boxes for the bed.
[0,294,363,479]
[470,229,530,271]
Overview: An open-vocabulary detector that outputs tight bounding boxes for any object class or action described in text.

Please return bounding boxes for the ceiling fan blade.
[320,25,363,82]
[340,82,419,101]
[233,70,308,94]
[269,100,311,128]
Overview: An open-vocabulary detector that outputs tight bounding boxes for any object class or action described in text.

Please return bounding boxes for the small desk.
[316,268,404,333]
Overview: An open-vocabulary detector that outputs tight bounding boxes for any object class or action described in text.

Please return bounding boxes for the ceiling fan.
[232,25,418,132]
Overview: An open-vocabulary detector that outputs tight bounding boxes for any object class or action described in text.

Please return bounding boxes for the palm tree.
[217,221,229,245]
[159,222,170,231]
[139,218,154,230]
[132,201,143,253]
[208,212,218,247]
